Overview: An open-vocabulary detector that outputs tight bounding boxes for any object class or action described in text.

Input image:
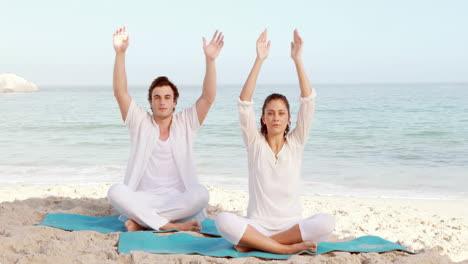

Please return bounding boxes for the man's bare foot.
[125,219,146,232]
[160,220,202,232]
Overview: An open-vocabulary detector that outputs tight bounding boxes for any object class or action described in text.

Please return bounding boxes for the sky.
[1,0,467,86]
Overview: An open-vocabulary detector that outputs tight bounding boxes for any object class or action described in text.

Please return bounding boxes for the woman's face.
[262,99,290,137]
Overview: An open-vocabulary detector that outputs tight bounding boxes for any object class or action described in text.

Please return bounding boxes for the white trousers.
[107,183,209,230]
[215,212,335,245]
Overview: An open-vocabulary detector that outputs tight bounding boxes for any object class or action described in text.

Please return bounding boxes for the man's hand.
[291,29,303,62]
[256,29,271,61]
[203,30,224,61]
[113,26,129,54]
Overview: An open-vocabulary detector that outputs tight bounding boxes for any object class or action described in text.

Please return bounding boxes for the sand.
[0,184,467,264]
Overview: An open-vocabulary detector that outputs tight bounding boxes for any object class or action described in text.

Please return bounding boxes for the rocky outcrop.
[0,73,39,93]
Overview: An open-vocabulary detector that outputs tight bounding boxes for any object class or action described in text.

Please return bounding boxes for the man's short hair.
[148,76,179,103]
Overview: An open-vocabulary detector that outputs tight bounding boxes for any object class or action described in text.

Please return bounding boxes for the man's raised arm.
[113,26,132,121]
[196,30,224,125]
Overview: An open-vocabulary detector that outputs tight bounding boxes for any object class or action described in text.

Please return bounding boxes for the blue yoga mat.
[39,213,220,236]
[118,232,413,259]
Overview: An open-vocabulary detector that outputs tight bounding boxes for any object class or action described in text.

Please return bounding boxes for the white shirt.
[238,91,317,230]
[138,137,185,194]
[122,98,205,220]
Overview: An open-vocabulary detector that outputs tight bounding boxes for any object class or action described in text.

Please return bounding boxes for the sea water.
[1,83,467,199]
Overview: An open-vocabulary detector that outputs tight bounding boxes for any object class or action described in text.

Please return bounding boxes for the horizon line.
[39,81,468,87]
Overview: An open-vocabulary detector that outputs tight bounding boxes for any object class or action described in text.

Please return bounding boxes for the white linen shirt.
[238,90,317,230]
[122,98,206,220]
[137,137,185,194]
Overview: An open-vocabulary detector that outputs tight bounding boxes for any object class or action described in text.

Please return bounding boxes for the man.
[108,26,224,232]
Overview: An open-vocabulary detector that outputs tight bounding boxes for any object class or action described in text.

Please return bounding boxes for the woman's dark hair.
[148,76,179,103]
[260,93,291,137]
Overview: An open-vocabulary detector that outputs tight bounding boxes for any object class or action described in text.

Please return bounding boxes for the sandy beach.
[0,184,467,264]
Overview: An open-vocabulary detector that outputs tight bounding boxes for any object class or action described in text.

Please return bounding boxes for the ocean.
[1,83,467,199]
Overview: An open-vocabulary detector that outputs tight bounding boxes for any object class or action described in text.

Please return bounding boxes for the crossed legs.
[215,212,335,254]
[108,184,209,232]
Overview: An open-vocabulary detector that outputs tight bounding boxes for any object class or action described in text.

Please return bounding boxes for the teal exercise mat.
[118,233,414,259]
[39,213,220,236]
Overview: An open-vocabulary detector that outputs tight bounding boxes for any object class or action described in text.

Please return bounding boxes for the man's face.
[149,85,177,119]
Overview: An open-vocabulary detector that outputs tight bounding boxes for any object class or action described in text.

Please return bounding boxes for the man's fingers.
[211,30,218,43]
[216,32,223,43]
[202,37,207,47]
[267,40,271,49]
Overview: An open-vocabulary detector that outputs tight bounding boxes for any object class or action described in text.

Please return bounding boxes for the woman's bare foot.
[234,245,255,253]
[286,240,317,254]
[160,220,202,232]
[125,219,146,232]
[235,240,317,254]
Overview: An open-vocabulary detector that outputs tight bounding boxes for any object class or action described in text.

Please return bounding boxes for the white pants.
[215,212,335,245]
[107,183,209,230]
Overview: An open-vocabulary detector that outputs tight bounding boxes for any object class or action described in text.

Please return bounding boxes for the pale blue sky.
[1,0,467,86]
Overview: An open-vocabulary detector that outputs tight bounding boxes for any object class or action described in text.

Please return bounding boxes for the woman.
[215,29,335,254]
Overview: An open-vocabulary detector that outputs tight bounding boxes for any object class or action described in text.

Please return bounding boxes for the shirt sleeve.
[179,103,201,133]
[288,90,317,147]
[124,99,148,138]
[238,97,260,147]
